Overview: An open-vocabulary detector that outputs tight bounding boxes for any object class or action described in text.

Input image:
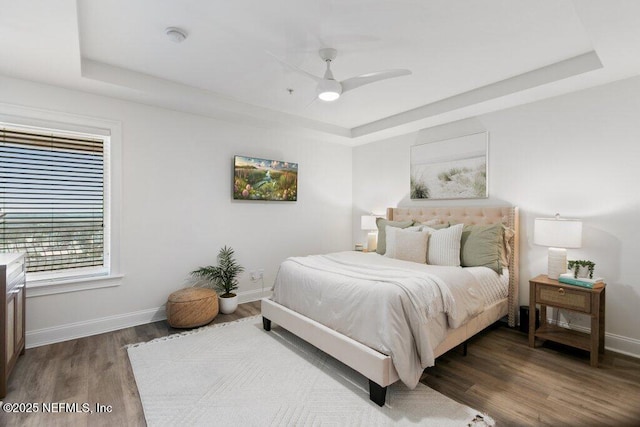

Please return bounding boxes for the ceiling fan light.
[316,79,342,102]
[318,91,340,101]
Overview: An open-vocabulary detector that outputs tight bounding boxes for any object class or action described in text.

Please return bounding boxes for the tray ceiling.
[2,1,640,144]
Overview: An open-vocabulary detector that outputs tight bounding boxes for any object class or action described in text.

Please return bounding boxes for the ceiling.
[2,0,640,145]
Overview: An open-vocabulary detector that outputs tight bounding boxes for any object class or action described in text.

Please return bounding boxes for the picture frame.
[410,132,488,200]
[233,155,298,201]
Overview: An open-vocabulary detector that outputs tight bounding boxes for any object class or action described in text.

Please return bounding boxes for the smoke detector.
[165,27,187,43]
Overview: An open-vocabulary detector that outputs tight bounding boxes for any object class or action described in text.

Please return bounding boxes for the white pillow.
[385,227,429,263]
[385,225,422,258]
[422,223,464,266]
[420,218,442,227]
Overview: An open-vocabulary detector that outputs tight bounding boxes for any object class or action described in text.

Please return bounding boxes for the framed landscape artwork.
[233,155,298,201]
[410,132,488,200]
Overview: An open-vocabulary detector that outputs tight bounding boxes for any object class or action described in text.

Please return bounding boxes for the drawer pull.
[558,288,565,296]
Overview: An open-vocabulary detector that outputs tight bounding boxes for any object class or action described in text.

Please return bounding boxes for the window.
[0,125,109,280]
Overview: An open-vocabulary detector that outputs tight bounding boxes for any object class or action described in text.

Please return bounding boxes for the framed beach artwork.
[233,155,298,201]
[410,132,488,200]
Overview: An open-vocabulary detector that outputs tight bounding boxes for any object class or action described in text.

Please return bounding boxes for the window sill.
[26,274,124,298]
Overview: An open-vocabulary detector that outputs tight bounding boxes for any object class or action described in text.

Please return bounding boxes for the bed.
[262,206,519,406]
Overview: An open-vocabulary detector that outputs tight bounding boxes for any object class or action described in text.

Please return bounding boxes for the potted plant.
[567,259,595,279]
[191,246,244,314]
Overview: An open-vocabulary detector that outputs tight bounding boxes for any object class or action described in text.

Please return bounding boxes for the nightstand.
[528,274,605,367]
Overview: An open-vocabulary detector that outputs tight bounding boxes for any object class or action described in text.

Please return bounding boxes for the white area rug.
[128,316,493,426]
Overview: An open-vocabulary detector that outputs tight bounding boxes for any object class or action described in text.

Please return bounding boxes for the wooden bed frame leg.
[262,317,271,331]
[462,341,468,356]
[369,380,387,407]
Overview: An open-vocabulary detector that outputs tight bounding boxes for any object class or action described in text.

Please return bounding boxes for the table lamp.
[361,215,378,252]
[534,214,582,279]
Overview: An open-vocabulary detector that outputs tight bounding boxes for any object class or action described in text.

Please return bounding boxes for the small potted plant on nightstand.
[567,259,595,279]
[191,246,244,314]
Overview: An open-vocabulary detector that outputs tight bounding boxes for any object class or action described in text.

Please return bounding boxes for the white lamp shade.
[361,215,378,231]
[534,217,582,249]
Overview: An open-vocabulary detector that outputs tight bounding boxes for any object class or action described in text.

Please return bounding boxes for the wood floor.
[421,323,640,426]
[1,301,638,426]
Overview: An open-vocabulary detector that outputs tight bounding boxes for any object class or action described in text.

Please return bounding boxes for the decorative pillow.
[420,218,441,227]
[419,222,449,231]
[460,223,504,274]
[375,218,414,255]
[385,227,429,263]
[385,225,421,258]
[421,223,464,266]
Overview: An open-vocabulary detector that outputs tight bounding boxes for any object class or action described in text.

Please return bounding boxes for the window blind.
[0,127,105,273]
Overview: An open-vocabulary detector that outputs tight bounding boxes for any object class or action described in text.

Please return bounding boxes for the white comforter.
[272,251,493,388]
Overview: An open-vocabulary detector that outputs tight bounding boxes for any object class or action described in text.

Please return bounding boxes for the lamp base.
[547,247,567,280]
[367,232,377,252]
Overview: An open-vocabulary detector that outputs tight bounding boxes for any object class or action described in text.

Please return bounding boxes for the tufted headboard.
[387,206,520,327]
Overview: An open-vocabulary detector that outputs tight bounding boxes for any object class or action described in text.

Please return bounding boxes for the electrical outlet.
[250,269,265,281]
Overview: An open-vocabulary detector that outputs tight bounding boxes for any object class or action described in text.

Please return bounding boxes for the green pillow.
[423,222,449,230]
[460,223,504,274]
[376,218,414,255]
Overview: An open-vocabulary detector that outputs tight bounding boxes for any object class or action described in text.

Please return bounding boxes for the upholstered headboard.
[387,206,520,327]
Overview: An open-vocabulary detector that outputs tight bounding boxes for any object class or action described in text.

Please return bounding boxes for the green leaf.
[191,246,244,295]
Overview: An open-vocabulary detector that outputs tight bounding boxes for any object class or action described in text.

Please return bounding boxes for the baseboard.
[548,318,640,359]
[25,289,272,349]
[34,291,639,357]
[26,307,167,349]
[237,288,272,304]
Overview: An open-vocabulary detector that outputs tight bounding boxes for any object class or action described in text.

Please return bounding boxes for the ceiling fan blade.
[304,94,318,109]
[266,51,322,83]
[341,69,411,93]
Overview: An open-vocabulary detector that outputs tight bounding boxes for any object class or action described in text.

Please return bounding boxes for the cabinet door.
[6,294,15,362]
[16,286,24,348]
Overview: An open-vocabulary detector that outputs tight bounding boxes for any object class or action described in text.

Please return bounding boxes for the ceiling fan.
[270,48,411,102]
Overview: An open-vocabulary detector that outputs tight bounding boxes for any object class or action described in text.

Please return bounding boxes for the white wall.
[0,75,352,346]
[353,75,640,357]
[3,70,639,356]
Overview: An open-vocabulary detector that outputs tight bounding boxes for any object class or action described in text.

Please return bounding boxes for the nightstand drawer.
[537,284,591,313]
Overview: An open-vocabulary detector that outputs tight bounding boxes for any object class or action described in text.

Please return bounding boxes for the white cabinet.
[1,253,26,398]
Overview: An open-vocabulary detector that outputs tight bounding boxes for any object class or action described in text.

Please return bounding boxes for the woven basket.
[166,288,218,328]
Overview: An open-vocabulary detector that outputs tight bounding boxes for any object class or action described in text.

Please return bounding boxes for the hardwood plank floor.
[421,323,640,426]
[1,302,638,426]
[0,301,260,427]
